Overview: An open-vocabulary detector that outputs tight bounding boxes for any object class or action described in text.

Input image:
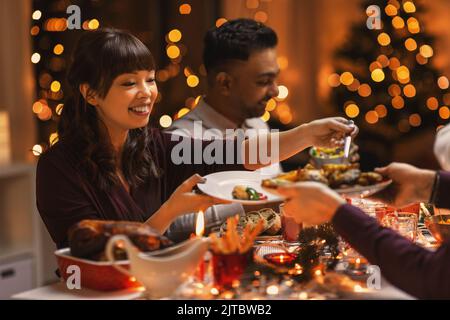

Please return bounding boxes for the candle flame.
[280,255,285,263]
[356,258,361,264]
[195,210,205,237]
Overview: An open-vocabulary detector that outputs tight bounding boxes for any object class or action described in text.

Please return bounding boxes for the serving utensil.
[343,120,354,160]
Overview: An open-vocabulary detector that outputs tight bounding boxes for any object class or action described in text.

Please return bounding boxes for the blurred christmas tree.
[328,0,449,169]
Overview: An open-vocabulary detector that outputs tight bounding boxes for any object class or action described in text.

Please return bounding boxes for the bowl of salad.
[309,147,348,168]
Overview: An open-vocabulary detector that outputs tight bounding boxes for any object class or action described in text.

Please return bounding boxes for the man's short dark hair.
[203,18,278,75]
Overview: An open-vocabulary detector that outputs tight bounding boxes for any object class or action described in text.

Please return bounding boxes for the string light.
[407,17,420,34]
[30,26,40,36]
[388,84,401,97]
[261,111,270,122]
[385,4,397,16]
[31,53,41,64]
[403,1,416,13]
[392,96,405,109]
[375,104,387,118]
[56,104,64,115]
[358,83,371,97]
[88,19,100,30]
[216,18,227,28]
[409,113,421,127]
[439,106,450,120]
[167,45,180,59]
[186,75,199,87]
[438,76,449,90]
[32,144,43,156]
[32,10,42,20]
[50,80,61,92]
[53,44,64,55]
[340,72,354,86]
[371,69,385,82]
[32,101,44,114]
[168,29,182,43]
[49,132,59,146]
[254,11,268,23]
[377,33,391,46]
[179,3,192,15]
[396,66,410,81]
[265,99,277,111]
[403,84,416,98]
[347,79,360,92]
[392,16,405,29]
[345,103,360,118]
[365,110,379,124]
[416,53,428,65]
[420,45,433,58]
[177,108,190,118]
[426,97,439,110]
[404,38,417,51]
[277,85,289,100]
[159,115,173,128]
[327,73,341,87]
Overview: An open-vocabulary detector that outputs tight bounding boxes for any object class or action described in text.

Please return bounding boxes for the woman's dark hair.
[203,18,278,77]
[59,28,161,191]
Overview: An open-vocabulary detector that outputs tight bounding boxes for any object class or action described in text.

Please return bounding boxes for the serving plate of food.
[197,171,284,205]
[262,163,392,198]
[219,209,282,238]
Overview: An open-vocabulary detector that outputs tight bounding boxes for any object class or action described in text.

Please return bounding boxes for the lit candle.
[264,253,296,265]
[196,210,205,237]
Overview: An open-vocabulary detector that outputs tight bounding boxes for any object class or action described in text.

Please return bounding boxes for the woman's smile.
[128,102,152,116]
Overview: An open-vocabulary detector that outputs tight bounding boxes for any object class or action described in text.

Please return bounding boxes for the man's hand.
[370,163,436,208]
[304,117,358,148]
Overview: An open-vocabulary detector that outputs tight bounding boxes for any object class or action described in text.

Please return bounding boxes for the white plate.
[197,171,284,205]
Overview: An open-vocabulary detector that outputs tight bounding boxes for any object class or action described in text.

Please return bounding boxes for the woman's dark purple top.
[36,129,245,249]
[332,171,450,299]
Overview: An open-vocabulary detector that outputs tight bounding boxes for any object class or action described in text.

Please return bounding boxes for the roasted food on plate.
[68,220,173,261]
[262,163,384,191]
[220,208,281,237]
[232,185,267,200]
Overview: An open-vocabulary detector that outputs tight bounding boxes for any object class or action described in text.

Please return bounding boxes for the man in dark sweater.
[278,162,450,299]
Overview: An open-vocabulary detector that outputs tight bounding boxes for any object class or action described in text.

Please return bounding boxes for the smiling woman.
[37,29,248,248]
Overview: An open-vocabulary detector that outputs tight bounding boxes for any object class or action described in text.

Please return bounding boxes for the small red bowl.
[55,248,141,291]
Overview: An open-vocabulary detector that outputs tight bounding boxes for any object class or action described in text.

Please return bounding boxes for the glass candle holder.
[263,252,297,266]
[211,250,253,289]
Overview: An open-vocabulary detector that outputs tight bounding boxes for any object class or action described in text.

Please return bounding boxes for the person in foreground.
[36,28,357,248]
[278,162,450,299]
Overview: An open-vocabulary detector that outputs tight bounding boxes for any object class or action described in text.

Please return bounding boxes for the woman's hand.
[277,182,345,226]
[303,117,358,148]
[371,163,436,208]
[165,174,229,216]
[146,174,229,233]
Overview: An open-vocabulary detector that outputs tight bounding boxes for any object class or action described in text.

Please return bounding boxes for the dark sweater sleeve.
[435,171,450,209]
[36,150,100,248]
[332,204,450,299]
